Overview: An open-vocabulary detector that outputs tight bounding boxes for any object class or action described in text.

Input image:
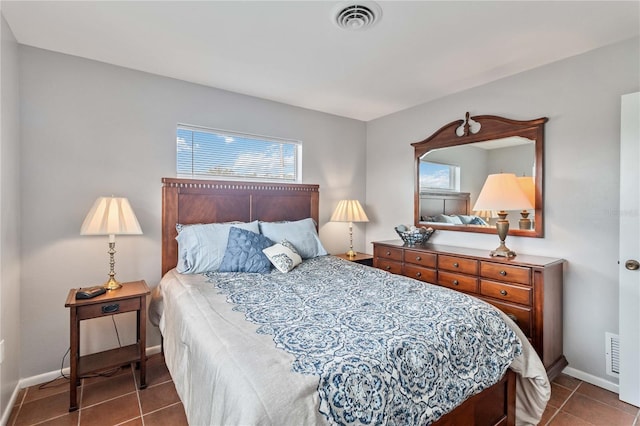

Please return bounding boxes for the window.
[177,125,301,182]
[419,161,460,191]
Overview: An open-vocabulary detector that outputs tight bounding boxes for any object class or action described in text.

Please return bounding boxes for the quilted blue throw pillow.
[219,227,274,273]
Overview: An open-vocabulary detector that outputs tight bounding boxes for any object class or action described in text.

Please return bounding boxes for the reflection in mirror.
[419,137,535,230]
[412,113,547,238]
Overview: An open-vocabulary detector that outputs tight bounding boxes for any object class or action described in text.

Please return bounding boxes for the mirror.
[413,113,547,237]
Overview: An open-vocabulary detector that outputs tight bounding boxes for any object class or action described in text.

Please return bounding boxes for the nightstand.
[334,252,374,266]
[64,280,150,411]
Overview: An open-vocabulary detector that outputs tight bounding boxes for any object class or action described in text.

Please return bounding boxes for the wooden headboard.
[419,191,470,220]
[162,178,320,276]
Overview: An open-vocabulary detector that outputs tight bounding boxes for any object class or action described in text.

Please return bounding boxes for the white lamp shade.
[330,199,369,223]
[516,176,536,208]
[81,197,143,236]
[473,173,534,211]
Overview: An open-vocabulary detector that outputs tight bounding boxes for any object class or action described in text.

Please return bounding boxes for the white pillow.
[263,240,303,273]
[175,221,260,274]
[259,218,327,259]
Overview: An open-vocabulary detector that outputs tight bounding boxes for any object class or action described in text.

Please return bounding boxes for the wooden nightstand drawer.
[404,250,436,268]
[76,297,141,320]
[438,255,478,274]
[374,245,403,261]
[483,298,532,337]
[480,262,531,285]
[480,280,532,305]
[376,259,403,274]
[437,271,478,292]
[404,265,436,283]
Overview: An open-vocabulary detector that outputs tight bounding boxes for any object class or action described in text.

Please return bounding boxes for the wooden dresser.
[373,240,567,380]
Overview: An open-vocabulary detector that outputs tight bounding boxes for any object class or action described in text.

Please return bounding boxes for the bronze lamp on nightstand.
[330,199,369,259]
[81,196,143,290]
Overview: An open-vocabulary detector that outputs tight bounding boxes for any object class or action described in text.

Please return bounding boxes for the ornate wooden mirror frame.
[413,112,548,237]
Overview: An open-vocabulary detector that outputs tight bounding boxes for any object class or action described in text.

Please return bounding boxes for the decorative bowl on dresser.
[372,240,567,381]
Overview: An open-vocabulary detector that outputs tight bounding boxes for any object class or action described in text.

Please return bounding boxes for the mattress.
[150,256,550,425]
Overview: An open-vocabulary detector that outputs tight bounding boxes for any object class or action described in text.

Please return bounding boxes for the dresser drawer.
[404,250,436,268]
[376,259,403,275]
[404,265,436,283]
[483,298,532,337]
[480,262,531,285]
[480,280,532,305]
[76,297,141,320]
[438,255,478,275]
[437,271,478,292]
[374,246,403,262]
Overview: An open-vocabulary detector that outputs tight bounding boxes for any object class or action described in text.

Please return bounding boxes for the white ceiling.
[3,1,639,121]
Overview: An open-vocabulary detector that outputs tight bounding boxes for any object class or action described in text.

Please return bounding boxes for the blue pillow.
[175,221,260,274]
[469,216,487,225]
[218,227,274,273]
[259,218,327,259]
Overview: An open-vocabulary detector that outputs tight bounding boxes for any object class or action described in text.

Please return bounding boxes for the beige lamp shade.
[473,173,534,211]
[81,197,143,237]
[516,176,536,208]
[330,199,369,223]
[81,196,142,290]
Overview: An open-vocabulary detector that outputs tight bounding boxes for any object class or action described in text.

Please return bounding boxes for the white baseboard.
[1,345,162,424]
[563,366,619,393]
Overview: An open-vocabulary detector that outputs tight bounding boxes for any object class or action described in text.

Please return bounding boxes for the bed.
[151,177,549,425]
[418,191,488,225]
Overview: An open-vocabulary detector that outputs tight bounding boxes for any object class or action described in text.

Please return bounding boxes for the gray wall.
[0,13,21,414]
[366,37,640,385]
[18,46,366,377]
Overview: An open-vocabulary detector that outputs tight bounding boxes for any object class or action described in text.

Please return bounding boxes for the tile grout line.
[133,364,146,426]
[9,388,27,426]
[545,381,585,426]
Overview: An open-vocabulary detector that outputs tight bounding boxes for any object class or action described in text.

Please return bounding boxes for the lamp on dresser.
[517,176,535,230]
[473,173,533,258]
[81,196,143,290]
[330,199,369,259]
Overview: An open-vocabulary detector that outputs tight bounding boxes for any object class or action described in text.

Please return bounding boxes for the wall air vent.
[605,332,620,377]
[333,2,382,31]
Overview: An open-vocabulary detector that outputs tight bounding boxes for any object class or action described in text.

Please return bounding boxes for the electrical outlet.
[0,340,4,364]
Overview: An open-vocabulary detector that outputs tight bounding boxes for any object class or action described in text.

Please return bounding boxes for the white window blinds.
[177,125,301,182]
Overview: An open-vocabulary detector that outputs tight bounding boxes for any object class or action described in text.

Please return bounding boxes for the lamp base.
[103,276,122,291]
[519,210,532,230]
[492,212,517,258]
[490,243,517,258]
[345,249,357,259]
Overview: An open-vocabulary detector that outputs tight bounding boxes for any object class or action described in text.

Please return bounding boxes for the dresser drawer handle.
[101,303,120,314]
[416,256,422,261]
[500,270,507,276]
[385,266,391,270]
[500,289,508,296]
[416,272,422,278]
[386,251,391,256]
[506,313,518,324]
[452,280,459,286]
[453,262,459,268]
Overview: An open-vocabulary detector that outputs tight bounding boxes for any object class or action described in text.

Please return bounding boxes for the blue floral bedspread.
[206,256,521,425]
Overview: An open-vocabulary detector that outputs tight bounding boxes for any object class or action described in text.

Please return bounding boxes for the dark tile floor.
[7,355,640,425]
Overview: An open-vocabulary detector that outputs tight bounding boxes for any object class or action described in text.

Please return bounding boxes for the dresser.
[373,240,567,380]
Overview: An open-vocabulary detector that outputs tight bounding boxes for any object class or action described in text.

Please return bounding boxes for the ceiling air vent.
[333,2,382,31]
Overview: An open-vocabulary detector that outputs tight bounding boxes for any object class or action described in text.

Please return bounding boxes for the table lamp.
[81,196,143,290]
[473,174,533,258]
[330,199,369,259]
[517,176,535,230]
